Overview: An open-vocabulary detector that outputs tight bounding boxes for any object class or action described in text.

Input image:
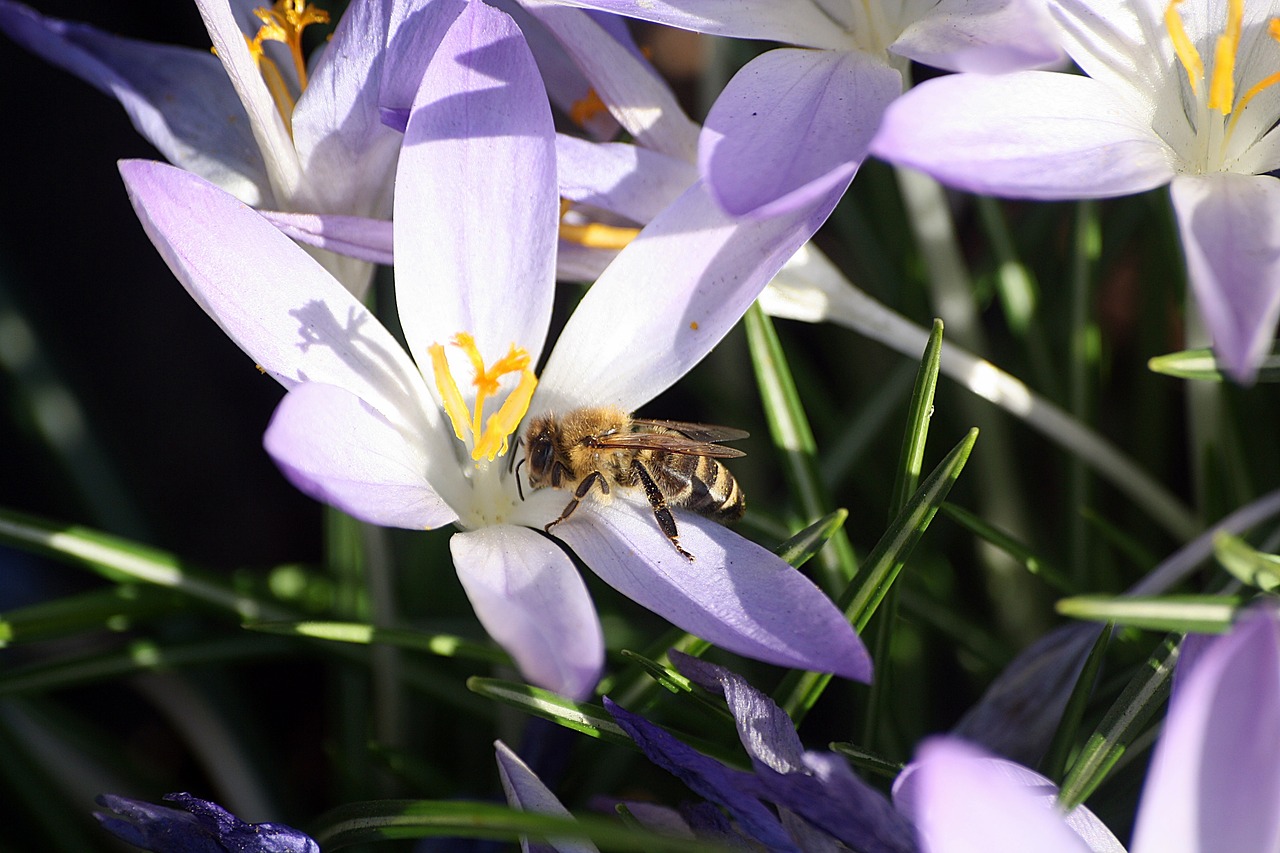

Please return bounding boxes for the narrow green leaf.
[777,428,979,719]
[0,585,177,647]
[467,677,632,746]
[773,509,849,570]
[311,799,729,852]
[617,649,693,696]
[941,503,1076,595]
[1058,636,1179,809]
[1056,595,1241,634]
[827,742,903,780]
[744,303,858,594]
[890,318,943,517]
[1148,346,1280,382]
[0,507,291,621]
[1214,532,1280,592]
[1040,624,1111,781]
[246,621,510,664]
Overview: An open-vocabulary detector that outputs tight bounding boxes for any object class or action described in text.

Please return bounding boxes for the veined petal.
[894,739,1116,853]
[193,0,304,206]
[260,210,394,266]
[891,0,1064,73]
[700,48,900,218]
[551,500,871,681]
[495,741,601,853]
[871,70,1176,199]
[1170,173,1280,383]
[1131,607,1280,853]
[394,0,557,373]
[264,382,458,529]
[537,178,840,414]
[557,135,697,223]
[0,0,268,204]
[378,0,466,118]
[521,2,700,160]
[452,526,603,700]
[118,160,436,435]
[519,0,850,50]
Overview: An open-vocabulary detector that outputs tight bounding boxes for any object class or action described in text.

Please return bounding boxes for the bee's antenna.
[514,457,527,501]
[507,436,523,473]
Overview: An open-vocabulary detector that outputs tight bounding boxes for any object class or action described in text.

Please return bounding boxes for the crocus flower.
[872,0,1280,382]
[896,605,1280,852]
[119,0,870,700]
[523,0,1062,219]
[95,792,318,853]
[495,740,601,853]
[0,0,425,295]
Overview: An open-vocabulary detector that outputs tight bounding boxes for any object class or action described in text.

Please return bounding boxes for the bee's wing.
[594,432,746,458]
[630,419,750,444]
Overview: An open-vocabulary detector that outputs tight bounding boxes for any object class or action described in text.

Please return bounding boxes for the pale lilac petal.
[537,178,840,414]
[550,500,871,681]
[0,0,267,203]
[495,740,601,853]
[394,0,557,373]
[260,211,394,266]
[193,0,302,204]
[1131,608,1280,853]
[520,0,848,50]
[452,525,603,700]
[264,382,457,529]
[895,739,1108,853]
[1170,173,1280,383]
[378,0,466,116]
[700,48,900,218]
[617,803,695,838]
[118,160,436,435]
[521,3,699,160]
[557,135,697,223]
[891,0,1064,73]
[870,71,1176,199]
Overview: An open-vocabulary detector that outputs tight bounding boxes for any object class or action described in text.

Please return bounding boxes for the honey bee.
[522,407,747,561]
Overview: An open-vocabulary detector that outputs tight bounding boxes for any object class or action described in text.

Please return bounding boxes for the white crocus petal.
[118,160,437,435]
[1047,0,1168,119]
[494,741,601,853]
[452,526,604,700]
[892,0,1064,73]
[193,0,303,208]
[264,382,458,529]
[1170,173,1280,383]
[556,135,697,223]
[552,500,872,681]
[393,0,557,374]
[538,177,840,414]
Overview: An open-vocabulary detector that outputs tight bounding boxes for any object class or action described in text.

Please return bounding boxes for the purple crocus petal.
[700,47,900,218]
[1131,607,1280,853]
[193,0,302,205]
[557,135,697,223]
[870,70,1176,200]
[522,0,848,50]
[118,160,435,432]
[0,0,267,204]
[604,698,802,853]
[94,792,319,853]
[394,0,557,373]
[452,525,603,700]
[1168,631,1215,710]
[259,211,394,266]
[617,802,695,838]
[537,178,840,414]
[264,382,458,529]
[891,0,1064,74]
[379,0,466,118]
[521,3,700,160]
[552,500,871,681]
[556,243,615,283]
[895,739,1111,853]
[1170,173,1280,384]
[495,741,601,853]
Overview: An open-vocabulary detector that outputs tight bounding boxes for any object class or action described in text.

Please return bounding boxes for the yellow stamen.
[253,0,330,90]
[1166,0,1204,96]
[570,89,609,128]
[1208,0,1245,113]
[558,201,642,251]
[429,334,537,463]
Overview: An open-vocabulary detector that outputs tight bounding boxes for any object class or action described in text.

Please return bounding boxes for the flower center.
[1167,0,1280,140]
[243,0,330,134]
[428,332,537,463]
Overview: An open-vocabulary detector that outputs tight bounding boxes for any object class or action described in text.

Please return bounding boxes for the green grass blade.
[1056,595,1241,634]
[941,503,1077,595]
[1148,346,1280,382]
[467,677,632,746]
[1040,624,1111,781]
[1214,532,1280,592]
[0,584,176,646]
[890,318,943,517]
[246,621,510,664]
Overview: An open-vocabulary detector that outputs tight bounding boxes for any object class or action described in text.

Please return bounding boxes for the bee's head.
[523,415,558,488]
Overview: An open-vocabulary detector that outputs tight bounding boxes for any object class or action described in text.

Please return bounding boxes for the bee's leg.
[631,460,694,562]
[545,471,608,533]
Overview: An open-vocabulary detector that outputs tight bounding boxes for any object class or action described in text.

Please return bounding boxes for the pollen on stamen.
[429,334,538,464]
[558,202,642,251]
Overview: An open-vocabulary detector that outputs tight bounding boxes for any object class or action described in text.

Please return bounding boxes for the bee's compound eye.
[530,436,554,473]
